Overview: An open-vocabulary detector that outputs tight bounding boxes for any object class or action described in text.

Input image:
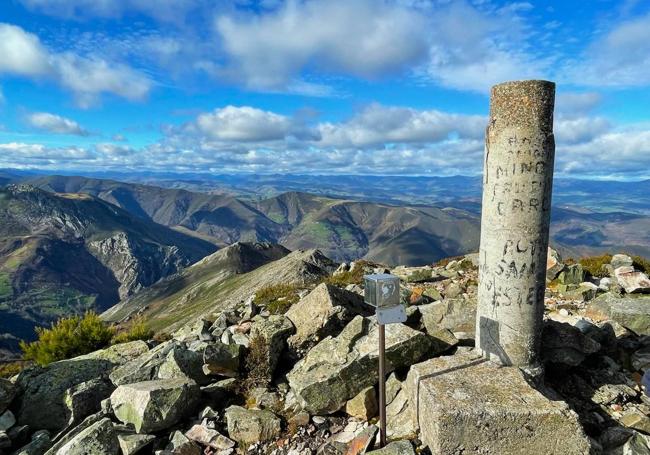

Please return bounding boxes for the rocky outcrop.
[285,283,370,351]
[111,378,200,433]
[287,316,435,414]
[586,293,650,335]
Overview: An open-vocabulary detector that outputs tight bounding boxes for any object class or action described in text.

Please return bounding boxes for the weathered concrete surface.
[406,350,590,454]
[476,80,556,371]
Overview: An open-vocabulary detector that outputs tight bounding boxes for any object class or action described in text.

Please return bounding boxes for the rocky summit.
[0,249,649,454]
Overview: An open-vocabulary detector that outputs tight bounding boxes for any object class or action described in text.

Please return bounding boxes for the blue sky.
[0,0,649,178]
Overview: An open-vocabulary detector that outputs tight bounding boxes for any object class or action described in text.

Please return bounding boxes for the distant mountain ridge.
[0,184,216,355]
[27,175,481,265]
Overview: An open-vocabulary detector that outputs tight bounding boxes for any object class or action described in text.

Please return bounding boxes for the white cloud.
[554,116,610,144]
[215,0,429,90]
[0,23,152,106]
[194,106,295,141]
[555,92,602,115]
[317,103,485,148]
[26,112,90,136]
[565,13,650,87]
[0,23,52,76]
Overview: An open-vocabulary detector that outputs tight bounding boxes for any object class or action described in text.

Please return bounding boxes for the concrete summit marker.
[475,80,556,372]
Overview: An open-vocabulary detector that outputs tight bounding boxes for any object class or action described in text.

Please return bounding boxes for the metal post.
[378,323,386,447]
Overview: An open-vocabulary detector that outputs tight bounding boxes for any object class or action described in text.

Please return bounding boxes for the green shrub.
[20,312,115,366]
[579,254,612,278]
[244,335,272,390]
[253,284,300,314]
[112,318,153,345]
[322,260,371,287]
[0,361,29,378]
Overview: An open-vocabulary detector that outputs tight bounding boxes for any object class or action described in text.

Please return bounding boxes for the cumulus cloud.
[215,0,430,90]
[566,13,650,87]
[317,103,485,148]
[194,106,295,141]
[554,116,611,144]
[0,23,152,106]
[26,112,90,135]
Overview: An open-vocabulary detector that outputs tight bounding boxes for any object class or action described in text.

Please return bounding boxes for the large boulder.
[614,266,650,294]
[225,406,281,445]
[418,297,477,339]
[558,264,585,285]
[586,293,650,335]
[54,418,119,455]
[287,316,435,414]
[111,378,200,433]
[285,283,370,351]
[546,247,564,281]
[110,340,178,386]
[405,350,590,454]
[63,377,115,427]
[158,346,211,385]
[249,315,294,377]
[202,342,242,378]
[542,320,601,366]
[0,379,14,415]
[14,342,146,433]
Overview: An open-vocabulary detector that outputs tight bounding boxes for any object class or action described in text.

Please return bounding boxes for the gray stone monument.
[475,80,556,373]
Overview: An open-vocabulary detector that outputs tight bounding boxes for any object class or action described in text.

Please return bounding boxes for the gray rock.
[367,440,415,455]
[44,413,106,455]
[111,378,200,433]
[542,320,601,366]
[0,379,15,414]
[0,430,9,450]
[0,410,15,431]
[287,316,434,414]
[345,386,377,420]
[615,266,650,294]
[386,389,417,440]
[611,254,634,270]
[167,430,190,449]
[202,342,242,378]
[55,418,119,455]
[14,430,52,455]
[225,405,281,445]
[185,424,235,450]
[633,346,650,373]
[249,315,294,377]
[565,282,599,302]
[118,433,156,455]
[63,377,115,427]
[558,264,585,285]
[546,247,564,281]
[608,431,650,455]
[419,297,476,339]
[110,340,179,386]
[285,283,370,351]
[586,293,650,335]
[172,319,213,342]
[15,354,119,432]
[158,346,211,385]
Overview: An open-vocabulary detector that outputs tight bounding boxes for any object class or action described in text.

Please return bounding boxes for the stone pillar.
[476,80,556,373]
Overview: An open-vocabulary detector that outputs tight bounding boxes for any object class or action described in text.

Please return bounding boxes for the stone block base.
[405,350,590,455]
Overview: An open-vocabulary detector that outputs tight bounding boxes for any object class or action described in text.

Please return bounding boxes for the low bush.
[253,284,300,314]
[0,361,28,378]
[244,335,271,390]
[112,318,153,345]
[579,254,612,278]
[20,312,115,366]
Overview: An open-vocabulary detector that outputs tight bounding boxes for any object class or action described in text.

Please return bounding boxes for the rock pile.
[0,250,649,454]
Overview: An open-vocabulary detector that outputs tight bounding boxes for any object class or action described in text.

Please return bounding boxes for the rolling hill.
[0,184,216,356]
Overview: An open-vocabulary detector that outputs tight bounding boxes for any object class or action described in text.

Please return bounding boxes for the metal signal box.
[364,274,400,309]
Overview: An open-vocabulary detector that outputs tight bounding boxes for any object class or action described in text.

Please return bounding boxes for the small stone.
[546,248,564,281]
[620,411,650,434]
[185,424,235,450]
[199,406,219,420]
[312,416,326,425]
[225,405,281,444]
[611,254,634,269]
[367,440,415,455]
[0,410,16,431]
[345,386,378,420]
[118,434,156,455]
[288,412,310,429]
[0,379,15,415]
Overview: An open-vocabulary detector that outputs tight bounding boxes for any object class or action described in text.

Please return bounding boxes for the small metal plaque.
[364,274,400,309]
[376,304,407,325]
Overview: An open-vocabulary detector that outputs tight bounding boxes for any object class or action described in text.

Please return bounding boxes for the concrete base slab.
[405,350,591,455]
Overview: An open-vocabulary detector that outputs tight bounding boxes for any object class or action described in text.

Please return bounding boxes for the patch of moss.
[253,283,300,315]
[579,254,612,278]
